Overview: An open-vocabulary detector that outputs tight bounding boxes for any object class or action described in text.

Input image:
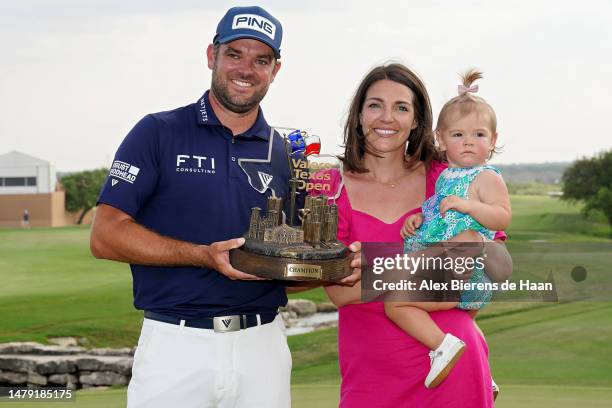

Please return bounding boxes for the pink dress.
[334,161,494,408]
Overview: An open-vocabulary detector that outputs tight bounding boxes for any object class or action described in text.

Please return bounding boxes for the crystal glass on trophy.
[229,128,352,281]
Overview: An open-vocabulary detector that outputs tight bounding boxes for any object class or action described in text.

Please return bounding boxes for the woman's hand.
[443,230,513,282]
[339,241,362,286]
[324,241,363,307]
[442,230,484,280]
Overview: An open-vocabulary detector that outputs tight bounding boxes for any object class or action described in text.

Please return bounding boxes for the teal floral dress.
[404,165,501,309]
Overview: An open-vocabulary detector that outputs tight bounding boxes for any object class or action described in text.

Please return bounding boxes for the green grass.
[286,300,612,388]
[482,302,612,386]
[3,384,611,408]
[0,196,608,346]
[0,195,611,406]
[0,386,344,408]
[0,226,140,346]
[0,388,127,408]
[0,225,329,345]
[507,195,610,242]
[288,328,340,384]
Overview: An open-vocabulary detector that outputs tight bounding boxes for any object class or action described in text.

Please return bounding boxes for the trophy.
[229,128,352,282]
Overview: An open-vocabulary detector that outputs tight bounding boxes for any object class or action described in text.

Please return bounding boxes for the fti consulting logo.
[176,154,216,175]
[110,161,140,184]
[232,14,276,40]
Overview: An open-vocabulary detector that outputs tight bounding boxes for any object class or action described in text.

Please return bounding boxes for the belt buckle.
[213,315,242,333]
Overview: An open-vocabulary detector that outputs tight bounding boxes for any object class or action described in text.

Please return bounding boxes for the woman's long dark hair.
[341,63,438,173]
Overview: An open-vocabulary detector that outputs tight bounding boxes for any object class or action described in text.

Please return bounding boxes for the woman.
[325,63,511,407]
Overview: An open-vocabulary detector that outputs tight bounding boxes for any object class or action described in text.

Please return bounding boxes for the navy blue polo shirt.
[97,91,290,318]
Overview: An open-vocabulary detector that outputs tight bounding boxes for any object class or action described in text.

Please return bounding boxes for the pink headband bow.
[458,84,479,95]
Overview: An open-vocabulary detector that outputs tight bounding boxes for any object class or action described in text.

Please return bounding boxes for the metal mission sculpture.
[229,128,352,281]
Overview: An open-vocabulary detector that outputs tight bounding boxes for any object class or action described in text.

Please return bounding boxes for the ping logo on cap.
[232,14,276,40]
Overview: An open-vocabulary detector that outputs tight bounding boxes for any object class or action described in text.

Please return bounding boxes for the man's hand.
[441,230,485,280]
[339,241,362,286]
[440,195,472,217]
[401,213,423,238]
[203,238,264,280]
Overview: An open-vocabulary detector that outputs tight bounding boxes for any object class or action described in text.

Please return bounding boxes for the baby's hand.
[440,195,472,217]
[401,213,423,238]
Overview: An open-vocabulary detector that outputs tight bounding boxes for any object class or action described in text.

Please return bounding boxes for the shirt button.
[231,157,236,162]
[231,139,235,144]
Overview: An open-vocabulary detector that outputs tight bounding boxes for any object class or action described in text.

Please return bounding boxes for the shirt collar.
[195,90,271,141]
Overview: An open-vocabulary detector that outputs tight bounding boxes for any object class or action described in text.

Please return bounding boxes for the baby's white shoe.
[492,378,500,401]
[425,333,466,388]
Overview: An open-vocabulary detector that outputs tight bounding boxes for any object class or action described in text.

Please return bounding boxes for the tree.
[61,168,108,224]
[562,150,612,238]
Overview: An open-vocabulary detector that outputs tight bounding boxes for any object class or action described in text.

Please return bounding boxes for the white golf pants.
[127,315,292,408]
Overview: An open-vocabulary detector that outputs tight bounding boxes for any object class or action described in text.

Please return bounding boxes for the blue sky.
[1,0,610,171]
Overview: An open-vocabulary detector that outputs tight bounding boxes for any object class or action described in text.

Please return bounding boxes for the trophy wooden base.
[229,245,352,282]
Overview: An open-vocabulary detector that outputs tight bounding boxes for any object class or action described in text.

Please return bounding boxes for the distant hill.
[495,162,570,184]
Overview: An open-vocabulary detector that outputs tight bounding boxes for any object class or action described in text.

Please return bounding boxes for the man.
[91,6,361,408]
[22,209,29,228]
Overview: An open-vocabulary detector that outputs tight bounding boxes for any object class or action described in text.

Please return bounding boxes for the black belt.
[144,311,277,333]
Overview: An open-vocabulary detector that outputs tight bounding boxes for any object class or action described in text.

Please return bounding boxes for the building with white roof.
[0,151,66,227]
[0,151,57,195]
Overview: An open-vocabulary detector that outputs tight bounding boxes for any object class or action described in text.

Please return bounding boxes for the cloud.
[0,1,610,170]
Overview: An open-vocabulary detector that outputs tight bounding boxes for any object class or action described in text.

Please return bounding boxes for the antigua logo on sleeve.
[109,160,140,184]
